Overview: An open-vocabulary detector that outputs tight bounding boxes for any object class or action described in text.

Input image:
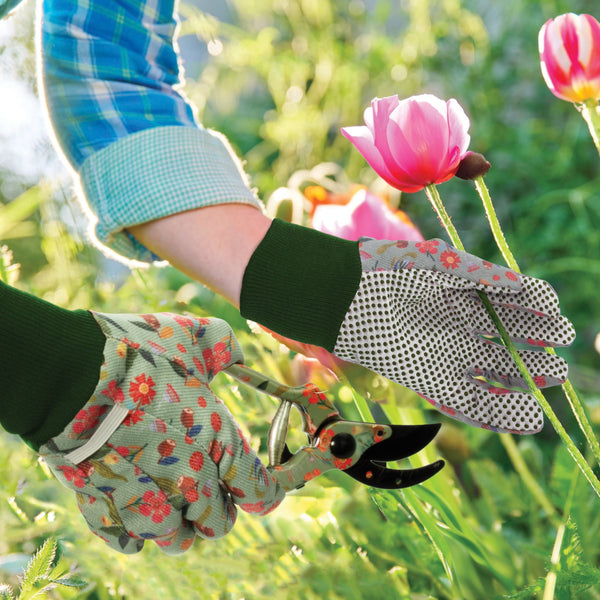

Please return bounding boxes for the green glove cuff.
[240,219,362,352]
[0,281,106,450]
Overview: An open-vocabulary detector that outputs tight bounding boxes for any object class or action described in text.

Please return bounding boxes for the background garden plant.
[0,0,599,599]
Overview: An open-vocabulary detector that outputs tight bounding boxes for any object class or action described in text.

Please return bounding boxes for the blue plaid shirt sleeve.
[40,0,262,263]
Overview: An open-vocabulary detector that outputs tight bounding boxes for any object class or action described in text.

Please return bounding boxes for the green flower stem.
[423,183,462,246]
[542,470,579,600]
[425,184,600,499]
[474,175,600,469]
[581,99,600,158]
[473,176,518,268]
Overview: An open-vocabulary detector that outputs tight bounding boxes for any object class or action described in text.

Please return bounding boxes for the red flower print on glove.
[416,240,440,255]
[440,249,460,269]
[139,490,172,523]
[101,380,124,403]
[129,374,156,405]
[202,342,232,376]
[72,405,107,436]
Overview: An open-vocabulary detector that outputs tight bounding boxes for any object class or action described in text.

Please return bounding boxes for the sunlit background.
[1,0,599,598]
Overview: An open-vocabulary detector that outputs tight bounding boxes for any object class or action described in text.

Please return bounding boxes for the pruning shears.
[225,364,445,492]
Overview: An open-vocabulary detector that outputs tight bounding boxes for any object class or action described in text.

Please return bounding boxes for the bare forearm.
[128,204,272,307]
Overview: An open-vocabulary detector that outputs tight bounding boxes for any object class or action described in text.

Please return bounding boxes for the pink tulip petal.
[446,98,471,161]
[370,96,417,183]
[341,124,423,192]
[312,189,423,242]
[385,118,432,185]
[343,93,472,190]
[581,15,600,74]
[311,203,351,238]
[340,125,397,184]
[388,96,452,185]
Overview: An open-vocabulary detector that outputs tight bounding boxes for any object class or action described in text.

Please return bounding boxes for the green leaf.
[49,577,87,589]
[0,584,15,600]
[99,525,128,539]
[102,497,127,531]
[398,489,453,583]
[168,358,188,379]
[138,348,157,367]
[125,345,138,373]
[153,476,182,497]
[96,315,128,334]
[22,539,56,584]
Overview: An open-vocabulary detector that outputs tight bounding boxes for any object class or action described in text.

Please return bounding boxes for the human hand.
[332,238,575,433]
[39,313,283,555]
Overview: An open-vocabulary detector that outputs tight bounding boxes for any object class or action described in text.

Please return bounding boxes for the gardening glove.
[241,220,575,434]
[39,312,284,555]
[332,238,575,433]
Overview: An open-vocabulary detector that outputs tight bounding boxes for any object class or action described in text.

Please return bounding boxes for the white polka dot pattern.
[333,239,575,434]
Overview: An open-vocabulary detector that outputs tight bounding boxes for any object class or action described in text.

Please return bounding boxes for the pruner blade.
[344,459,445,489]
[340,423,445,489]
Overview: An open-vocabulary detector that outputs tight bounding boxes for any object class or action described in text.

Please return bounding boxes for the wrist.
[240,219,362,351]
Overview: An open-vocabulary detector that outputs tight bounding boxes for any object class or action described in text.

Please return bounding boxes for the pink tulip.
[539,13,600,103]
[312,188,423,242]
[341,94,471,193]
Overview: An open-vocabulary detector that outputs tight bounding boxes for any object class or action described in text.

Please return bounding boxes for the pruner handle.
[224,363,338,470]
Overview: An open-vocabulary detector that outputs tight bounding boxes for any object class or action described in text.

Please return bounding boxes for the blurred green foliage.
[1,0,599,598]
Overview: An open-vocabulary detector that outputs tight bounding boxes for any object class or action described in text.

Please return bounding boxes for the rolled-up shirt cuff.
[78,125,263,264]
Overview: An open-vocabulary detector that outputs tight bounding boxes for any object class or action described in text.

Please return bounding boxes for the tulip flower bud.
[539,13,600,103]
[455,151,491,180]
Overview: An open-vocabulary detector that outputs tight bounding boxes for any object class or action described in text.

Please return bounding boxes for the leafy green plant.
[0,539,86,600]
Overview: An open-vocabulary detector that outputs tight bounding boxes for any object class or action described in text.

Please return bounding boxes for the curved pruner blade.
[343,422,445,489]
[344,459,445,489]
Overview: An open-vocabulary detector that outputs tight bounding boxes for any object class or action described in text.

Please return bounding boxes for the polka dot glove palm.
[39,312,284,555]
[333,238,575,433]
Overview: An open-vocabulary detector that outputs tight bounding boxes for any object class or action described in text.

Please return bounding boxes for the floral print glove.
[333,238,575,434]
[39,312,284,555]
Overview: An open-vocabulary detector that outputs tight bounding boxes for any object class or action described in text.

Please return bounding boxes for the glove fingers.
[130,384,282,540]
[470,343,569,390]
[217,425,285,517]
[418,386,543,434]
[108,400,236,543]
[456,387,544,433]
[42,439,185,554]
[182,405,283,534]
[480,275,562,316]
[41,452,145,554]
[417,343,563,433]
[450,290,575,348]
[73,484,197,556]
[84,436,189,550]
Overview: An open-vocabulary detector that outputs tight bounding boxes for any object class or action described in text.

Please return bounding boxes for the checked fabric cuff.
[78,126,263,264]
